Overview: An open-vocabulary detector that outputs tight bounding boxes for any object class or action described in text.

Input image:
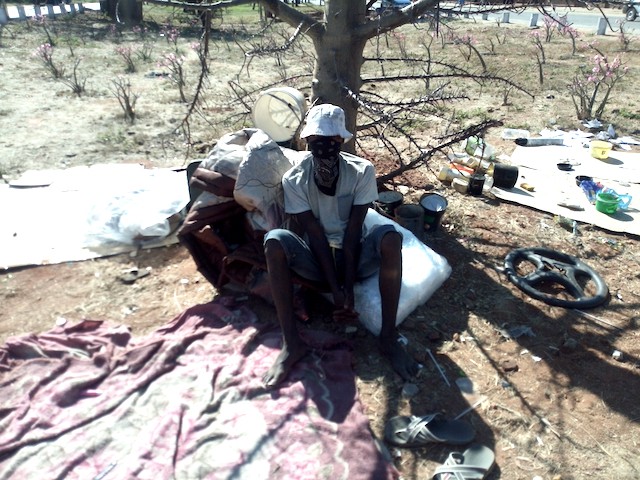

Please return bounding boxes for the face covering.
[308,137,341,191]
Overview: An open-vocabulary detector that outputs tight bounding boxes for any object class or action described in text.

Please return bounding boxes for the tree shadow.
[353,222,639,478]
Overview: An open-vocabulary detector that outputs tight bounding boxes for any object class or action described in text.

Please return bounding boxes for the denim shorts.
[264,224,401,283]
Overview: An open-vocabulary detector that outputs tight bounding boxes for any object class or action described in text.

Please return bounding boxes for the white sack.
[354,209,452,335]
[192,129,256,210]
[234,129,297,231]
[84,166,189,246]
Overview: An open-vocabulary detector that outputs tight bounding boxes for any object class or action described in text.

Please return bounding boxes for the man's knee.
[264,238,286,262]
[380,230,402,255]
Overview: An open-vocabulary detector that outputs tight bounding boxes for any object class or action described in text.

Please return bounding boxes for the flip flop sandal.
[433,444,495,480]
[384,413,475,448]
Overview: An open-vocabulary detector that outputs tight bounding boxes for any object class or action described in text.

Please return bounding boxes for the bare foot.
[379,338,420,381]
[263,342,309,387]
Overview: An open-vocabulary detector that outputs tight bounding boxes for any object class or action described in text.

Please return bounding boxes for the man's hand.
[333,306,359,322]
[332,288,359,322]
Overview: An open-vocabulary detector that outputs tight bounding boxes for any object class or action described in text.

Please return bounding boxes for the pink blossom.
[33,43,53,60]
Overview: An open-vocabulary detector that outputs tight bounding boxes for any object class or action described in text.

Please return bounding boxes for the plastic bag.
[191,129,254,210]
[86,168,190,246]
[233,129,295,231]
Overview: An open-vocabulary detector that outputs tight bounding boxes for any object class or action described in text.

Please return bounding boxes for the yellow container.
[590,140,612,160]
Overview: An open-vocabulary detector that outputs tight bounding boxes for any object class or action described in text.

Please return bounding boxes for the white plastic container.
[252,87,306,143]
[452,177,469,193]
[482,174,494,193]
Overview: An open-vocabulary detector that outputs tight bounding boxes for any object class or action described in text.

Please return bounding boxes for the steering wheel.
[504,247,609,309]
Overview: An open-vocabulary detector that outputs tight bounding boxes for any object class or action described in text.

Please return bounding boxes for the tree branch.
[355,0,439,39]
[257,0,325,41]
[375,119,503,184]
[364,72,534,99]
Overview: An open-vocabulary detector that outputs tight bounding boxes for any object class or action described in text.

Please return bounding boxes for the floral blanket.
[0,299,397,480]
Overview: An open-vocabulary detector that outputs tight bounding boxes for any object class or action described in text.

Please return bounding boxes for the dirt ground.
[1,6,640,480]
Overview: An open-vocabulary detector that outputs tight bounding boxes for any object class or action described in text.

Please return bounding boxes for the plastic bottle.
[464,136,496,160]
[438,164,473,183]
[482,174,494,193]
[450,163,475,175]
[515,137,564,147]
[452,155,479,169]
[438,167,457,183]
[451,155,490,172]
[447,152,471,163]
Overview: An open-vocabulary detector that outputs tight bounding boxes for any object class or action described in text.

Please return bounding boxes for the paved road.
[468,7,639,34]
[436,2,638,34]
[2,2,100,21]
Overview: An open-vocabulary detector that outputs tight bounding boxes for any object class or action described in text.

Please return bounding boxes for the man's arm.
[342,203,369,303]
[190,167,236,198]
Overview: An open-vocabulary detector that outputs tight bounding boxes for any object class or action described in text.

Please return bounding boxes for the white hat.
[299,104,353,142]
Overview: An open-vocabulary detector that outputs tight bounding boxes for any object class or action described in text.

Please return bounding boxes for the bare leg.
[262,239,309,387]
[378,231,420,380]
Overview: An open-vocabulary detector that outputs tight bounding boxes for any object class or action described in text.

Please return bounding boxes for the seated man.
[263,103,421,387]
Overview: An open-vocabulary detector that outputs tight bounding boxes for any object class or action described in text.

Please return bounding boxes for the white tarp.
[491,144,640,235]
[1,164,190,270]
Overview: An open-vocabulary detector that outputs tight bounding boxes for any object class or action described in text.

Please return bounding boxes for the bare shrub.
[110,77,139,123]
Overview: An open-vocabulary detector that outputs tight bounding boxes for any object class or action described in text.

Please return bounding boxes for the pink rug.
[0,298,398,479]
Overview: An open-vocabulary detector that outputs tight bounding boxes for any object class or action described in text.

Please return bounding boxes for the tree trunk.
[308,0,368,152]
[258,0,436,151]
[100,0,143,25]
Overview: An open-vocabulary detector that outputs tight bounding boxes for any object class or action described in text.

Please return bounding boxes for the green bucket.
[595,192,619,215]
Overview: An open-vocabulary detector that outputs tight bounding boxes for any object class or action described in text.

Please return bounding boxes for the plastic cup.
[377,191,403,217]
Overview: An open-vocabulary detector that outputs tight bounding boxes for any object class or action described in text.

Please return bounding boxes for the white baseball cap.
[299,104,353,142]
